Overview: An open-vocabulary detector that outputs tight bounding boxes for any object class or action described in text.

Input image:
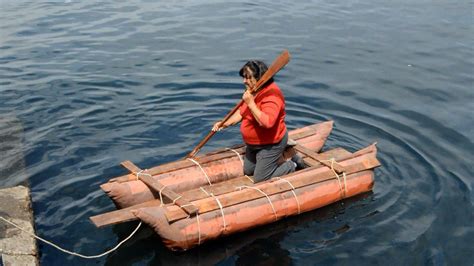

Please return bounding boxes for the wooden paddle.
[186,49,291,158]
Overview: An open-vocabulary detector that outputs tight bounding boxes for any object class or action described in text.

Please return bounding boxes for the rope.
[135,169,151,181]
[177,202,202,245]
[321,158,347,199]
[209,193,227,232]
[172,195,182,204]
[196,212,201,245]
[200,186,211,196]
[199,187,226,233]
[226,148,244,167]
[187,158,212,185]
[276,177,301,214]
[244,175,255,183]
[158,184,168,206]
[0,216,141,259]
[236,186,278,221]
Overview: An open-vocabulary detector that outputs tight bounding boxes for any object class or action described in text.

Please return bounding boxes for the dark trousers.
[243,131,295,182]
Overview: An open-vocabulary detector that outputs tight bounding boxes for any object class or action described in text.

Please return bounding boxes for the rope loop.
[135,169,152,181]
[226,148,244,167]
[276,177,301,214]
[236,186,278,221]
[209,193,227,232]
[320,158,347,199]
[187,158,212,185]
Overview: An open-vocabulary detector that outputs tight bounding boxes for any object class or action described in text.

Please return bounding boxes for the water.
[1,0,473,265]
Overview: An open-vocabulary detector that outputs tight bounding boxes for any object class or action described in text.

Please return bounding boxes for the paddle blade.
[253,49,291,92]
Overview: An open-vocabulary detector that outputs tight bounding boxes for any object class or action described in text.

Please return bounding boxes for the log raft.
[90,121,381,251]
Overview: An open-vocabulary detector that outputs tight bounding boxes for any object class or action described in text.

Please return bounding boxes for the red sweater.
[239,82,287,145]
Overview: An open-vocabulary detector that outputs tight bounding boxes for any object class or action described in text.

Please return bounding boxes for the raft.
[90,121,380,251]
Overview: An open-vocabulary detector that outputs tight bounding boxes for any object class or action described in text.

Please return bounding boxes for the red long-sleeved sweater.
[239,82,286,145]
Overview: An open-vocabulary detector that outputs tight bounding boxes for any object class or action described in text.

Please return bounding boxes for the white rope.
[209,193,227,232]
[200,186,211,196]
[196,212,201,245]
[158,184,168,206]
[187,158,212,185]
[244,175,255,183]
[321,158,347,199]
[172,195,182,204]
[276,177,301,214]
[177,203,202,244]
[199,187,225,233]
[226,148,244,167]
[135,169,152,181]
[0,216,141,259]
[237,186,278,221]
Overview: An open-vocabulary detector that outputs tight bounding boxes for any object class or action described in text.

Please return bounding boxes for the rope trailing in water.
[0,216,141,259]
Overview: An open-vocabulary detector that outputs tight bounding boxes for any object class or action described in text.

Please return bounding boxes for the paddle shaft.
[186,50,290,158]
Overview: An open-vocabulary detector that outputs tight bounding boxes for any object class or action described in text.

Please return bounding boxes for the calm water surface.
[0,0,473,265]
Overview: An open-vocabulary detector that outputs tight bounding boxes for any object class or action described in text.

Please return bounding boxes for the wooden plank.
[120,160,141,173]
[295,145,345,173]
[165,153,380,222]
[90,199,161,227]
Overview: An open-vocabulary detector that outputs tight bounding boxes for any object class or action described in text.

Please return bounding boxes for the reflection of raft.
[90,121,380,251]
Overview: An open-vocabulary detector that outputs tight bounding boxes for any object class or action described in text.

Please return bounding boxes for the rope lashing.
[321,157,347,199]
[0,216,141,259]
[158,184,168,206]
[172,195,182,204]
[199,187,226,233]
[209,192,227,232]
[135,169,152,181]
[187,158,212,185]
[237,186,278,221]
[276,177,301,214]
[178,202,202,245]
[226,148,244,167]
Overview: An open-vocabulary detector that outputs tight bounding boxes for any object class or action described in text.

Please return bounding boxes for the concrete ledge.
[0,185,38,266]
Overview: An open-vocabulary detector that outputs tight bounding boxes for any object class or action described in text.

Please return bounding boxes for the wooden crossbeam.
[120,160,198,216]
[294,145,345,173]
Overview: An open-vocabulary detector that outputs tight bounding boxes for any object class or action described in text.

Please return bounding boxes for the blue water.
[1,0,473,265]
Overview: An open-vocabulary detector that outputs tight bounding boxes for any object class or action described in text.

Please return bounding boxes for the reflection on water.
[0,0,473,265]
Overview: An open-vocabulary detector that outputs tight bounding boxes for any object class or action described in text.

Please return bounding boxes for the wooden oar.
[186,49,291,158]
